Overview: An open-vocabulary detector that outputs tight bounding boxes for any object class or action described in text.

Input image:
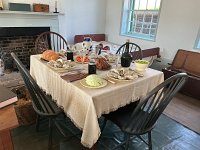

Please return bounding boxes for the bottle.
[121,39,132,67]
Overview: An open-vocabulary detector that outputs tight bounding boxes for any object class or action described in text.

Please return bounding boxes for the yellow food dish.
[85,75,103,87]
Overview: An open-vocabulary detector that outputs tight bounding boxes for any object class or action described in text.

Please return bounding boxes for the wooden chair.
[11,52,73,149]
[102,73,188,150]
[34,31,69,54]
[116,42,143,60]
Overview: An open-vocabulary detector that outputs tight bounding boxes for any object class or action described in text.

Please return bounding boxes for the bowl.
[134,60,149,73]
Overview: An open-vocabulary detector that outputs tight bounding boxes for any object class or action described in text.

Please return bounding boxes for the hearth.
[0,27,50,70]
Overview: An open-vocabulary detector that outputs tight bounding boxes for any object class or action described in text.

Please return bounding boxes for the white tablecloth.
[30,55,164,148]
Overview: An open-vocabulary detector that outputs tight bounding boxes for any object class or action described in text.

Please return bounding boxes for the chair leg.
[148,131,152,150]
[48,118,53,150]
[125,134,130,150]
[36,114,40,132]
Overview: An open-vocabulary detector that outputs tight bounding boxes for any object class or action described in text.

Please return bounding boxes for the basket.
[14,99,37,126]
[33,4,49,12]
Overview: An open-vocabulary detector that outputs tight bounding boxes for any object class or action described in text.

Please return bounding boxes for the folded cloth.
[61,73,88,82]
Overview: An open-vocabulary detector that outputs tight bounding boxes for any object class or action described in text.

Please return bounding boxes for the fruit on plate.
[76,56,90,63]
[85,75,103,87]
[42,50,59,61]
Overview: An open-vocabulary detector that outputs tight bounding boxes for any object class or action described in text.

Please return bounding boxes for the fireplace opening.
[0,27,50,71]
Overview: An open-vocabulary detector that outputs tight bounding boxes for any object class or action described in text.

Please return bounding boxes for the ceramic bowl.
[134,60,149,73]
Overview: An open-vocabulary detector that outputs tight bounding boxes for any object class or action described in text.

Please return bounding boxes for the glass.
[115,54,121,68]
[88,60,96,74]
[66,51,74,61]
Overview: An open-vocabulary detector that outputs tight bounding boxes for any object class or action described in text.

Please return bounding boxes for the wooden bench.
[162,49,200,100]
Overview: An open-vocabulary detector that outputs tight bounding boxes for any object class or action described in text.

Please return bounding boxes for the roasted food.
[76,56,90,63]
[95,57,111,70]
[109,68,138,80]
[41,50,59,61]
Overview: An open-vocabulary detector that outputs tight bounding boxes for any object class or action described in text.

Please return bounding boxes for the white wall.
[1,0,107,44]
[105,0,200,60]
[60,0,106,44]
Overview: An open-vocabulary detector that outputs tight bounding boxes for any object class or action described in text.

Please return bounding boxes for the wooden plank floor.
[0,130,13,150]
[0,105,19,150]
[164,93,200,134]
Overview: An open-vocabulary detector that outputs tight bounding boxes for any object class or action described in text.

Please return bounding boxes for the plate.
[107,71,138,81]
[75,60,89,64]
[47,62,75,72]
[80,78,107,88]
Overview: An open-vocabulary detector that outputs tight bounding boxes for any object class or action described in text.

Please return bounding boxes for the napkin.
[61,72,88,82]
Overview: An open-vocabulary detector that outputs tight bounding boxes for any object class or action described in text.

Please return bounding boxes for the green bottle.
[121,39,132,67]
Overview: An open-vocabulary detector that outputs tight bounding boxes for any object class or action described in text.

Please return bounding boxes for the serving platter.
[47,62,75,72]
[107,72,138,81]
[107,68,142,81]
[80,78,107,88]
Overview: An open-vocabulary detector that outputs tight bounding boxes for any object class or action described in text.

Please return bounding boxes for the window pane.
[139,0,147,10]
[156,0,161,9]
[194,28,200,49]
[147,0,156,10]
[121,0,162,41]
[134,0,140,10]
[197,40,200,48]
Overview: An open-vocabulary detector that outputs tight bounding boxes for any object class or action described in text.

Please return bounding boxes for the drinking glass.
[115,54,121,68]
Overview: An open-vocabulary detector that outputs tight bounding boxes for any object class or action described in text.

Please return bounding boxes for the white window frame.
[120,0,162,41]
[194,28,200,49]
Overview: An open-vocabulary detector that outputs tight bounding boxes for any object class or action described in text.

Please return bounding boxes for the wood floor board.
[164,93,200,134]
[0,130,13,150]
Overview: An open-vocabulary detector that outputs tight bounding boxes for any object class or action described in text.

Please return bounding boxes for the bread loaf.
[41,50,59,61]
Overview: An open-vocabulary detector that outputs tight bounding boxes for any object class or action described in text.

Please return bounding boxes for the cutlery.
[104,78,116,84]
[60,69,84,76]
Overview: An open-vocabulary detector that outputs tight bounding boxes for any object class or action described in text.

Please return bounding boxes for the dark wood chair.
[102,73,188,150]
[34,31,69,54]
[11,52,74,149]
[116,42,143,60]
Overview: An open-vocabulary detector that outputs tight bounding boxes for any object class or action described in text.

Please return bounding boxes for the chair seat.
[103,101,139,129]
[103,101,154,135]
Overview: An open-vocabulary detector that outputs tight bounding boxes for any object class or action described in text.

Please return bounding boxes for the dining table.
[30,54,164,148]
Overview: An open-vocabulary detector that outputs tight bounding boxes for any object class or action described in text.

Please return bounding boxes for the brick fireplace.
[0,27,50,70]
[0,11,60,88]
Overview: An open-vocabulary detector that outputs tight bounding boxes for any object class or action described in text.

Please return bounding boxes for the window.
[195,28,200,49]
[121,0,162,41]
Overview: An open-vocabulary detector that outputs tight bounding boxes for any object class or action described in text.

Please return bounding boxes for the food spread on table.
[95,57,111,70]
[47,58,75,70]
[108,68,138,80]
[75,55,90,63]
[101,53,116,63]
[85,75,104,87]
[41,50,59,61]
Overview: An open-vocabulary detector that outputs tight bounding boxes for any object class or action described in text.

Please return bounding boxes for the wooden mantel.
[0,10,62,33]
[0,10,64,16]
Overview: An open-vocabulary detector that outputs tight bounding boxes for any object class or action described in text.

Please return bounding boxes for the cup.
[67,51,74,61]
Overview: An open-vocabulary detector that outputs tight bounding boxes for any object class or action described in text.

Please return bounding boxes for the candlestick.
[54,0,59,13]
[0,0,3,10]
[55,1,57,9]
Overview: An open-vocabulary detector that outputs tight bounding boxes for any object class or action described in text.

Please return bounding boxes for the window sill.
[120,33,156,42]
